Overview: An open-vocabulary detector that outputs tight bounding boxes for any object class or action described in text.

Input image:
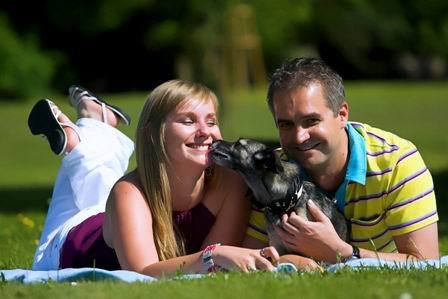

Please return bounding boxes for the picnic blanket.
[0,263,296,283]
[2,257,447,283]
[327,255,448,272]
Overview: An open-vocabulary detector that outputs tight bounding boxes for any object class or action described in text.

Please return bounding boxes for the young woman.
[29,80,278,277]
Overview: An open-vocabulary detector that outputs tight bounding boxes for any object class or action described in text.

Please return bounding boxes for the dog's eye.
[254,152,264,160]
[254,152,272,171]
[253,153,265,168]
[238,139,248,146]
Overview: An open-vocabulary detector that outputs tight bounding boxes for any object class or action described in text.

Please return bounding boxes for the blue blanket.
[1,268,157,283]
[0,264,295,283]
[2,257,447,283]
[327,255,448,272]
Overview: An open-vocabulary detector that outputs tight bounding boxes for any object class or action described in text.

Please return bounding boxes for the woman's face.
[164,98,221,169]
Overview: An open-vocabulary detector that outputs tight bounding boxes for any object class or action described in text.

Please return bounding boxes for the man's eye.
[278,122,293,129]
[304,118,320,127]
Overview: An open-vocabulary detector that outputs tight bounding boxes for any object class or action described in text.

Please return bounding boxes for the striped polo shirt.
[247,122,438,253]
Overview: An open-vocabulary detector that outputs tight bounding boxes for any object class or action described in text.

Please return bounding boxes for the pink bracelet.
[202,243,221,273]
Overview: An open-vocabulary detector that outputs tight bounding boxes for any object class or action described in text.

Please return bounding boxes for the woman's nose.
[196,122,210,137]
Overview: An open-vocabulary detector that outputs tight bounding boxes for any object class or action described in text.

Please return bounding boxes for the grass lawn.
[1,81,448,297]
[2,270,448,298]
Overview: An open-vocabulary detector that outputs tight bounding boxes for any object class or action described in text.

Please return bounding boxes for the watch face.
[352,246,361,258]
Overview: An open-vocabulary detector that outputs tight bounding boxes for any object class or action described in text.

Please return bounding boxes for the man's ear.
[338,101,349,127]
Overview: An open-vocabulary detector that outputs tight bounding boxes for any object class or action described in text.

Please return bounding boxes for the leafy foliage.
[0,0,447,98]
[0,14,55,99]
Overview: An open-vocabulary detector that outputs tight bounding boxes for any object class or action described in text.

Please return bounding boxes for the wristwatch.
[352,245,361,259]
[342,245,361,262]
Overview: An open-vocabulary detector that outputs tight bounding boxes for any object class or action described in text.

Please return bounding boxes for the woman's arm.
[142,245,278,277]
[201,167,251,247]
[105,178,159,272]
[104,176,277,278]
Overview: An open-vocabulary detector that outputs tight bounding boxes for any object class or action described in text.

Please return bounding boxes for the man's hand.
[275,199,352,263]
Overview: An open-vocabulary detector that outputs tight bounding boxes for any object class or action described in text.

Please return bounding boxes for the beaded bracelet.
[202,243,221,273]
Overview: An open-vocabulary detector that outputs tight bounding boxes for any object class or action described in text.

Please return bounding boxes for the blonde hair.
[135,79,219,260]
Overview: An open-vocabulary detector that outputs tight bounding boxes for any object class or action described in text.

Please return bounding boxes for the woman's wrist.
[202,243,221,272]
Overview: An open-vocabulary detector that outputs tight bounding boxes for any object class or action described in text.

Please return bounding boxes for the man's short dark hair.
[267,57,345,116]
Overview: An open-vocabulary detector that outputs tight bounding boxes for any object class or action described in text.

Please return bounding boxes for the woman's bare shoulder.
[113,170,142,192]
[214,165,246,187]
[108,170,146,206]
[103,170,152,248]
[203,165,247,212]
[105,170,151,229]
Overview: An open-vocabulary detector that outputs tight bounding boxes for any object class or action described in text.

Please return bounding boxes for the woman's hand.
[212,245,279,272]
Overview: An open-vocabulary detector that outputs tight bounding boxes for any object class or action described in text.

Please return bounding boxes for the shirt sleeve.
[384,143,438,236]
[246,208,269,243]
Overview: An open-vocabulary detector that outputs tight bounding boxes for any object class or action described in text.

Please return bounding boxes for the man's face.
[272,83,348,174]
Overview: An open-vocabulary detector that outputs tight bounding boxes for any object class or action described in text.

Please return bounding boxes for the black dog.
[210,138,349,256]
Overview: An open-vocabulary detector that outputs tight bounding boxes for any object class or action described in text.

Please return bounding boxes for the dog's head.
[210,139,301,207]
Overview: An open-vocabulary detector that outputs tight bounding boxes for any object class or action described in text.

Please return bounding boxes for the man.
[245,57,439,263]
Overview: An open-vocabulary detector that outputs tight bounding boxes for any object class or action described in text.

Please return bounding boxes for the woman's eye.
[206,120,217,126]
[181,119,194,125]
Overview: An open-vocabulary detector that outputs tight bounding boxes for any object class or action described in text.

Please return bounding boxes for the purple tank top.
[59,202,215,270]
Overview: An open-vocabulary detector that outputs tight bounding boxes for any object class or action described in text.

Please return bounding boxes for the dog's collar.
[264,176,303,217]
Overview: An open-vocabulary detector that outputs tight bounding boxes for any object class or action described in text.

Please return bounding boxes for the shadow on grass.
[0,186,51,213]
[433,169,448,236]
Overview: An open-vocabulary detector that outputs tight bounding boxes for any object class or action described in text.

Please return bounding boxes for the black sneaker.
[28,99,67,155]
[68,85,131,125]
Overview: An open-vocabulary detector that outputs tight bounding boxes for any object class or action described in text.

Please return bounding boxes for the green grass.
[1,270,448,298]
[1,81,448,297]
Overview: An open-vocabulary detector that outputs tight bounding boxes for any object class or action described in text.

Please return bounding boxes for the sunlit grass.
[1,269,448,298]
[1,81,447,296]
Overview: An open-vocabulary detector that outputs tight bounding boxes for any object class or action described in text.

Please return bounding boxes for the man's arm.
[346,223,439,261]
[384,223,438,259]
[276,199,439,263]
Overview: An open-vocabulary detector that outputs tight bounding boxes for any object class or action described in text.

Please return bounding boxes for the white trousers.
[32,118,134,270]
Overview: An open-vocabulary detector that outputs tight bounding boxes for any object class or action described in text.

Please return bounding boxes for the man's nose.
[294,126,309,143]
